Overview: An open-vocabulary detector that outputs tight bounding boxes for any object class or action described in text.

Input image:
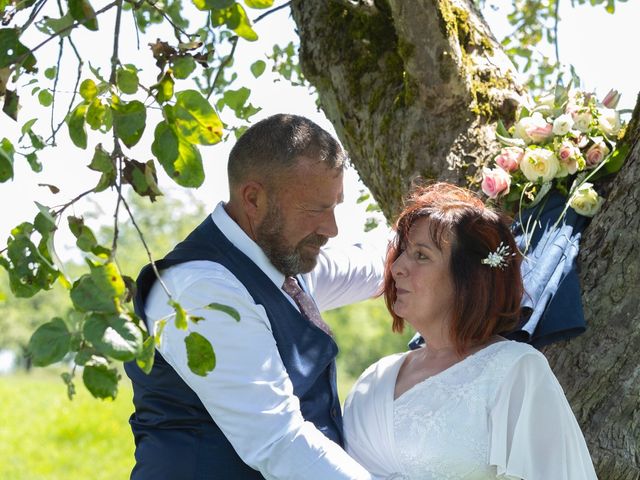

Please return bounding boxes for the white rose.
[569,183,604,217]
[552,114,574,136]
[597,108,621,138]
[520,147,560,182]
[572,112,593,133]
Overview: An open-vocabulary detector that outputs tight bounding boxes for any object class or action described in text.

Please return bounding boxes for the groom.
[124,114,383,479]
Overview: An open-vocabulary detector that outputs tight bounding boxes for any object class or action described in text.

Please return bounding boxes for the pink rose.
[585,141,610,168]
[495,147,523,173]
[513,113,553,144]
[556,141,580,175]
[481,167,511,199]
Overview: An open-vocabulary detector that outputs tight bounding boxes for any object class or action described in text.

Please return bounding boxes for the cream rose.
[597,108,621,138]
[556,141,580,176]
[513,112,553,144]
[481,167,511,199]
[552,114,574,136]
[572,112,592,133]
[495,147,523,173]
[585,140,610,168]
[520,147,560,182]
[569,183,604,217]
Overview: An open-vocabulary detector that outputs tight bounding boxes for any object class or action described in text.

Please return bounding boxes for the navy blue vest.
[124,216,342,479]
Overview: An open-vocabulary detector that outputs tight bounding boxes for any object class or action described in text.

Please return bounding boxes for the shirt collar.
[211,202,286,289]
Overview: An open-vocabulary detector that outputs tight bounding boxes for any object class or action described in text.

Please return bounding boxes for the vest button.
[331,407,338,418]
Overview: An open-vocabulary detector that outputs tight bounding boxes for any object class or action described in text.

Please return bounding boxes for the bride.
[343,183,596,480]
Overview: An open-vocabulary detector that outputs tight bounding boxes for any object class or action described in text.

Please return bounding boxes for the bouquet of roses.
[481,84,627,217]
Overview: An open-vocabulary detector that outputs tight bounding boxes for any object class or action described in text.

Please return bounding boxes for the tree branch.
[206,35,238,100]
[254,1,292,23]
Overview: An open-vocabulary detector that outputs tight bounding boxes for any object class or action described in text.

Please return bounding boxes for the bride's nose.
[391,252,407,278]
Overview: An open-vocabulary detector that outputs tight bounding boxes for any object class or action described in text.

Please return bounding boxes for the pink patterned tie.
[282,276,333,337]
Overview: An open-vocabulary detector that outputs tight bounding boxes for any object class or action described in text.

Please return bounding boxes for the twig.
[19,0,48,33]
[52,188,95,216]
[49,38,64,145]
[254,1,291,23]
[552,0,560,66]
[206,35,238,100]
[120,195,173,299]
[109,0,124,84]
[143,0,193,41]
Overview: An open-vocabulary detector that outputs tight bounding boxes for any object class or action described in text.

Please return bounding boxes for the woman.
[343,183,596,480]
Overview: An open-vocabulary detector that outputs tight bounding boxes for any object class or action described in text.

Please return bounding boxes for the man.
[124,114,384,479]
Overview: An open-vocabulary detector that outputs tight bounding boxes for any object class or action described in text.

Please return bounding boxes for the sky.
[1,0,639,259]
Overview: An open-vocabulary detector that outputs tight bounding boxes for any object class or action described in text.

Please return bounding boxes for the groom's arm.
[145,261,371,480]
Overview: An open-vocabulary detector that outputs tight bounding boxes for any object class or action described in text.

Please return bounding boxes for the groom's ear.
[241,180,268,220]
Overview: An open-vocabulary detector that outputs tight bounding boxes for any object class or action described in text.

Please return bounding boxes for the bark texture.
[291,0,639,475]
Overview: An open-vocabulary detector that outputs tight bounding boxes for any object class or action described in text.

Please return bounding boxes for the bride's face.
[390,217,455,331]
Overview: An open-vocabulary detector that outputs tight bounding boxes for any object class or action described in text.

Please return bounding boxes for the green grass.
[0,370,135,480]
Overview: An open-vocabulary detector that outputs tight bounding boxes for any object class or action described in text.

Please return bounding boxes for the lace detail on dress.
[392,342,520,480]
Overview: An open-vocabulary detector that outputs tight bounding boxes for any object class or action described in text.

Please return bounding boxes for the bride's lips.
[396,287,409,295]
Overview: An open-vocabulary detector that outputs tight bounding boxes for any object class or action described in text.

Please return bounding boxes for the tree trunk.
[291,0,640,475]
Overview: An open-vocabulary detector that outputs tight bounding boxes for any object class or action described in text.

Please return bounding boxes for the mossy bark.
[292,0,640,475]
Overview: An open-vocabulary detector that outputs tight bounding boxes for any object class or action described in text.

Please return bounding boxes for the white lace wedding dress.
[343,341,597,480]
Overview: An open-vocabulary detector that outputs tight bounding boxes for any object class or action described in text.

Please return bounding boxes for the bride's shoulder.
[357,352,408,382]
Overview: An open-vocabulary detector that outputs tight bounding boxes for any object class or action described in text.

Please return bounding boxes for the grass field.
[0,370,135,480]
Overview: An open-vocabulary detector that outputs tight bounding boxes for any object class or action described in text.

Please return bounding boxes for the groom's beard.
[255,201,328,276]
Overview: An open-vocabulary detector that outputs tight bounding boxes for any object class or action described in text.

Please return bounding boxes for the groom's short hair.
[227,114,347,191]
[383,182,524,355]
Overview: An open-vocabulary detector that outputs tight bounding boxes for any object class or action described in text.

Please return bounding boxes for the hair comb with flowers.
[481,242,511,269]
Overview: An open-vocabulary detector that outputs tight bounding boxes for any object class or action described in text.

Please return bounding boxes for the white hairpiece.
[481,242,511,269]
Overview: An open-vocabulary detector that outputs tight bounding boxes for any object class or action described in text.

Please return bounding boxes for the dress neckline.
[393,340,510,402]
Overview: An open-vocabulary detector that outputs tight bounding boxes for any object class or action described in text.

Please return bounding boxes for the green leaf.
[152,121,205,188]
[70,262,125,313]
[116,64,139,94]
[170,299,188,330]
[83,312,143,361]
[82,364,119,399]
[68,216,98,252]
[185,332,215,376]
[223,87,250,110]
[36,13,75,37]
[61,372,76,400]
[67,103,88,149]
[33,202,57,237]
[172,56,196,80]
[604,143,629,175]
[0,137,15,182]
[122,159,162,201]
[211,4,258,41]
[154,318,167,346]
[67,0,99,31]
[152,72,174,103]
[44,66,57,79]
[86,98,108,130]
[244,0,273,8]
[3,88,19,121]
[38,89,53,106]
[111,98,146,148]
[79,79,98,101]
[136,335,156,374]
[88,144,116,191]
[204,302,240,322]
[250,59,266,78]
[28,317,71,366]
[172,90,223,145]
[0,28,37,72]
[25,152,41,172]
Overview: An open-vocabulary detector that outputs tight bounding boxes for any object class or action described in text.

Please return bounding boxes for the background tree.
[0,0,637,476]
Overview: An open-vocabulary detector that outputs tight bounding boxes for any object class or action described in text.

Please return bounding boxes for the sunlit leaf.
[83,312,144,361]
[116,64,139,94]
[152,72,174,103]
[244,0,273,8]
[223,87,250,110]
[80,79,98,101]
[38,89,53,106]
[44,66,57,79]
[86,98,108,130]
[185,332,215,376]
[211,3,258,41]
[136,335,156,374]
[68,216,98,252]
[112,98,146,148]
[172,90,223,145]
[82,364,119,399]
[193,0,234,10]
[170,299,188,330]
[70,262,126,313]
[151,120,205,188]
[28,317,71,366]
[204,302,240,322]
[67,103,88,149]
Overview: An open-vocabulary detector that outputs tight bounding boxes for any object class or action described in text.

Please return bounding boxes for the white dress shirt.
[144,202,385,480]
